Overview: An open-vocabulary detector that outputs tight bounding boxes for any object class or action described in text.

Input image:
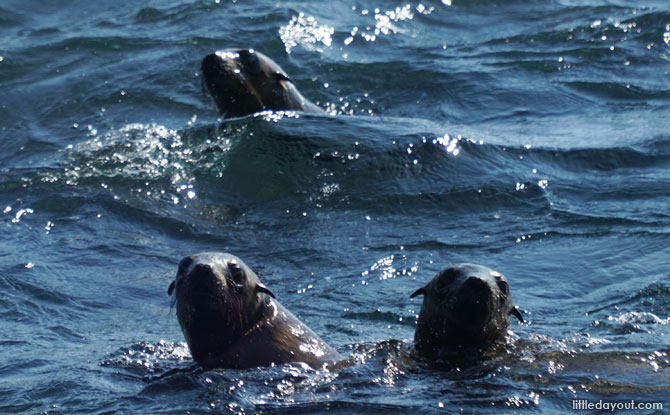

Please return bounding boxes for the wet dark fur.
[168,252,341,369]
[201,49,325,118]
[410,263,523,361]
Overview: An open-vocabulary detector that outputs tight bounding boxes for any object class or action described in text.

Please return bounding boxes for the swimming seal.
[168,252,342,369]
[410,264,523,361]
[201,49,325,118]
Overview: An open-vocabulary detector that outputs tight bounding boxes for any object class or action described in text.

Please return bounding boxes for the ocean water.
[1,0,669,414]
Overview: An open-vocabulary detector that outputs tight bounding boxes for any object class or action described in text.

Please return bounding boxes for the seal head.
[201,49,324,118]
[410,264,523,360]
[168,252,274,365]
[168,252,341,369]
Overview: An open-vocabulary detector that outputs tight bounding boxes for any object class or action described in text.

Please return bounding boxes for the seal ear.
[410,287,426,299]
[168,281,175,296]
[256,284,276,299]
[275,72,293,84]
[510,307,524,323]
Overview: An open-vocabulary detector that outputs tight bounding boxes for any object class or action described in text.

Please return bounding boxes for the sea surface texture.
[1,0,669,414]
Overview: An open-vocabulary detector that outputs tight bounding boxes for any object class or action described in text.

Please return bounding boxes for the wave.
[48,116,547,209]
[1,115,667,242]
[563,81,670,101]
[3,115,668,204]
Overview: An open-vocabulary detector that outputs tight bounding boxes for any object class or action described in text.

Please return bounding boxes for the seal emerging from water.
[201,49,325,118]
[168,252,342,369]
[410,264,523,361]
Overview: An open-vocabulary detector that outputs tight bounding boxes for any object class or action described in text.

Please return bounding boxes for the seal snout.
[192,263,213,278]
[236,49,261,75]
[201,54,230,97]
[451,276,494,323]
[201,53,223,74]
[462,275,490,292]
[174,256,227,297]
[460,275,493,303]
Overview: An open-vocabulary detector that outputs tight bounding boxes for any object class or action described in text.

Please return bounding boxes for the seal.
[168,252,342,370]
[201,49,325,118]
[410,263,523,361]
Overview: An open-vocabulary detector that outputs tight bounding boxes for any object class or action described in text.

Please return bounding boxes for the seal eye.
[237,49,261,75]
[228,261,245,285]
[495,278,509,295]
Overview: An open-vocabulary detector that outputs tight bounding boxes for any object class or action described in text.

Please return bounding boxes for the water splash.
[279,13,334,54]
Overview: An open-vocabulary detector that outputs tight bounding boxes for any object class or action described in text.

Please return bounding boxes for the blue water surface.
[1,0,669,414]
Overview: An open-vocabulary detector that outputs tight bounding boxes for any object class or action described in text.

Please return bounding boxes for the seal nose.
[236,49,261,75]
[462,276,491,296]
[456,276,493,322]
[201,53,222,74]
[193,263,213,277]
